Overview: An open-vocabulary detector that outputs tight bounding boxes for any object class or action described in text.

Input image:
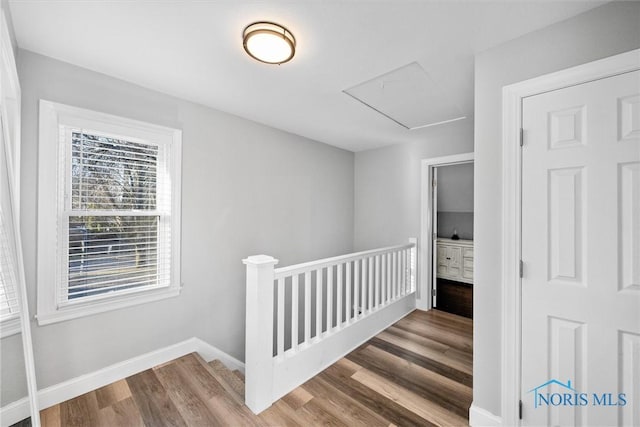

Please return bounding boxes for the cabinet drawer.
[463,258,474,270]
[462,268,474,280]
[463,247,474,258]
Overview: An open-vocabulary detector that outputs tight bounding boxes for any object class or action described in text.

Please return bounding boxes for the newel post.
[409,237,418,293]
[243,254,279,414]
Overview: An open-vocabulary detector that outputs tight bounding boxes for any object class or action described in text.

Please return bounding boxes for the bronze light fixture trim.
[243,22,296,65]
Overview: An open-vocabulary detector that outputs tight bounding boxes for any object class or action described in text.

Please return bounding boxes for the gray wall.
[436,162,474,213]
[354,119,474,251]
[473,1,640,416]
[437,212,473,240]
[1,49,354,406]
[436,163,474,239]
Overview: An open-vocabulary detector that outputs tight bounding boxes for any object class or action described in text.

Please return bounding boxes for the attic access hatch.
[344,62,465,130]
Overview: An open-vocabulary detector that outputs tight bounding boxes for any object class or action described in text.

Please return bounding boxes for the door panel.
[521,70,640,427]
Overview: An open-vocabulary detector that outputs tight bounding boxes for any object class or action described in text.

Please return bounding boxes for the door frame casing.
[501,48,640,426]
[418,152,474,311]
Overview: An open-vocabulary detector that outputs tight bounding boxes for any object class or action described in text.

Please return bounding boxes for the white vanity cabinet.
[436,238,473,284]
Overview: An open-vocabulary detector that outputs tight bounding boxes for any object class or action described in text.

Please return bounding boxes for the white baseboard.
[469,402,502,427]
[0,337,244,427]
[192,338,245,373]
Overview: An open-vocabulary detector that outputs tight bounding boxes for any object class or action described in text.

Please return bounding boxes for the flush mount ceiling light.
[243,22,296,65]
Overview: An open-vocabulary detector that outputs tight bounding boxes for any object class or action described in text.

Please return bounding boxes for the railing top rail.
[274,242,415,279]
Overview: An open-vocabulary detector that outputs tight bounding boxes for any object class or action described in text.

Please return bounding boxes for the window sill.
[1,317,21,338]
[36,285,181,326]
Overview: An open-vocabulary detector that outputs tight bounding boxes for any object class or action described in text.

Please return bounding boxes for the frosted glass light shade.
[243,22,296,64]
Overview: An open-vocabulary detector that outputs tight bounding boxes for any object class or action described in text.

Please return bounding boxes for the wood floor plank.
[352,368,468,427]
[319,363,438,427]
[346,344,472,417]
[369,336,473,387]
[303,374,392,427]
[209,359,245,400]
[40,405,61,427]
[385,325,451,353]
[94,379,132,410]
[395,314,473,351]
[154,361,222,426]
[280,385,313,410]
[126,369,187,427]
[297,397,350,426]
[170,353,226,399]
[97,396,144,427]
[169,355,266,427]
[376,330,472,375]
[189,353,245,406]
[258,400,312,426]
[207,392,266,427]
[59,392,99,427]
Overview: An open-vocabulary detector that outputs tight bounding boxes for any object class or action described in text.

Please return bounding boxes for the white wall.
[1,49,354,407]
[354,119,474,251]
[473,1,640,417]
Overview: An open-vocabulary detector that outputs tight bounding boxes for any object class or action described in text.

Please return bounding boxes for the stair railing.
[243,238,417,413]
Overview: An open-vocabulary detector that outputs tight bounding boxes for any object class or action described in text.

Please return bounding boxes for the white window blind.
[0,208,19,321]
[60,130,172,305]
[37,100,182,325]
[1,112,21,333]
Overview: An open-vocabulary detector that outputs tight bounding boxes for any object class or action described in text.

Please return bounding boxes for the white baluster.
[368,256,373,312]
[387,254,393,303]
[327,265,333,331]
[277,278,285,357]
[392,251,397,300]
[362,257,368,314]
[292,274,299,352]
[403,249,408,295]
[409,237,417,293]
[304,271,311,344]
[243,255,278,413]
[354,259,360,319]
[315,269,322,340]
[373,255,381,310]
[381,253,386,306]
[337,263,343,328]
[346,261,352,323]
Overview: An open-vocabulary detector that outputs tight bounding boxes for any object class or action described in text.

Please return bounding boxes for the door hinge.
[432,179,437,187]
[432,288,436,297]
[519,128,524,147]
[519,260,524,278]
[433,233,437,240]
[519,400,523,419]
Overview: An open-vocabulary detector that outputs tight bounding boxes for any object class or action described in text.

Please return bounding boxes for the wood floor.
[435,279,473,319]
[28,309,473,427]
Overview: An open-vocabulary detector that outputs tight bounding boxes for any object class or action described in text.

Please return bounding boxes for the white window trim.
[37,100,182,325]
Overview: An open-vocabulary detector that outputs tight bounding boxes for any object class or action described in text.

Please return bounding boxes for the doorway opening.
[418,153,474,318]
[433,162,474,318]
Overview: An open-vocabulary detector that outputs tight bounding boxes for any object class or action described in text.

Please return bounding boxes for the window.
[1,8,22,337]
[0,118,21,337]
[37,101,182,325]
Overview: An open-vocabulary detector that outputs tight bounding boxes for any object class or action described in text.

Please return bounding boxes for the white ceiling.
[9,0,605,152]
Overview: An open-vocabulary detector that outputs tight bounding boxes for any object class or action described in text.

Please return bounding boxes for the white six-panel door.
[521,70,640,426]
